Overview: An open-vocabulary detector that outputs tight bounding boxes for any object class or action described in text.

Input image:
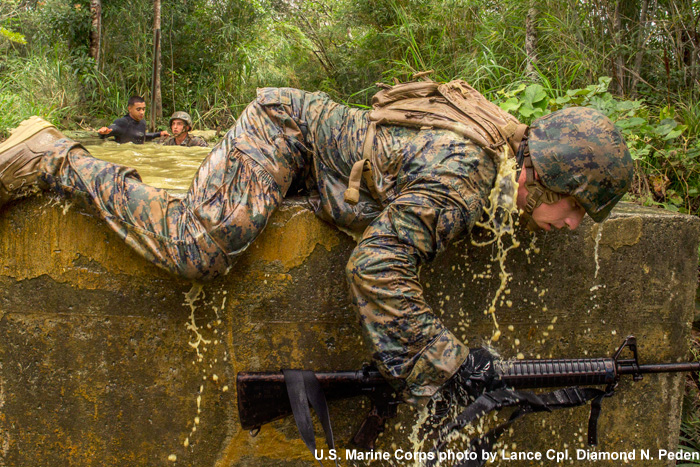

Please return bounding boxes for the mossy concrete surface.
[0,197,698,467]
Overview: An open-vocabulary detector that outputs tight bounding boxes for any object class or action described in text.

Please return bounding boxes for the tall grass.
[0,51,81,134]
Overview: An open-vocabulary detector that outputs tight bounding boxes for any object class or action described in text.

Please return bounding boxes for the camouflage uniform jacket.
[161,134,208,147]
[251,88,500,401]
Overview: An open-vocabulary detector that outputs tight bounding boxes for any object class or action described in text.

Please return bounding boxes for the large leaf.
[523,84,547,105]
[518,101,535,118]
[616,117,646,129]
[499,97,521,113]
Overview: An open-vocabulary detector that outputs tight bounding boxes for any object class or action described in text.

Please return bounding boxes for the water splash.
[168,284,229,462]
[470,148,521,342]
[593,222,603,280]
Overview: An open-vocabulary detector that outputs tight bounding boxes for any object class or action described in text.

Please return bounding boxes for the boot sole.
[0,116,56,155]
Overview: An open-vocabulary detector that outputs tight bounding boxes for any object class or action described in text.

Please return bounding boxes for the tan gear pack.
[344,74,529,204]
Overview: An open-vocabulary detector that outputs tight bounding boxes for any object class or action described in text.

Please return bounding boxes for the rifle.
[236,336,700,451]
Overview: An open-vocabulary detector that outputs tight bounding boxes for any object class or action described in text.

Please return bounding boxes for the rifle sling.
[283,369,339,467]
[426,386,609,467]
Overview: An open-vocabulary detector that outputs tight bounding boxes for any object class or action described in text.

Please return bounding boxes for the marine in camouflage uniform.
[162,111,208,147]
[161,134,208,147]
[0,87,632,403]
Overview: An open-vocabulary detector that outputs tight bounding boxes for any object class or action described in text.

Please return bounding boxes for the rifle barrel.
[618,362,700,374]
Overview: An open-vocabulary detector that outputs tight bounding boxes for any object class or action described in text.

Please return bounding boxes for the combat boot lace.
[0,116,66,209]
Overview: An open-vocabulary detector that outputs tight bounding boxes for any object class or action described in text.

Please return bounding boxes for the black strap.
[426,386,610,467]
[283,369,339,467]
[302,370,337,456]
[588,392,606,445]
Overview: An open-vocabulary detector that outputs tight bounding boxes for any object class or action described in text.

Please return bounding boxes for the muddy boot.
[0,116,69,209]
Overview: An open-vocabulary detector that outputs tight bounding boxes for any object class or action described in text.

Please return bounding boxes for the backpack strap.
[345,121,380,205]
[343,77,528,206]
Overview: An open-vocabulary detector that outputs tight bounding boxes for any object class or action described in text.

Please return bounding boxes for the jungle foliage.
[2,0,700,454]
[0,0,699,217]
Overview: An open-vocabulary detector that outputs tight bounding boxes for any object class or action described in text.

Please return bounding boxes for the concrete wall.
[0,196,698,466]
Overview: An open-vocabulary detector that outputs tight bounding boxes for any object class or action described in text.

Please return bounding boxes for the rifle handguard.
[500,358,617,388]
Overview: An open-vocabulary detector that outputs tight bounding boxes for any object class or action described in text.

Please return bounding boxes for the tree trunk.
[150,0,162,132]
[630,0,650,96]
[525,0,538,80]
[611,0,626,95]
[89,0,101,65]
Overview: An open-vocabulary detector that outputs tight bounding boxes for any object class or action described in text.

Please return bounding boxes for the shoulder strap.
[424,385,612,467]
[343,76,527,205]
[283,369,339,467]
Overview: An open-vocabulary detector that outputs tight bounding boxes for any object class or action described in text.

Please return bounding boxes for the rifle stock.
[236,366,399,449]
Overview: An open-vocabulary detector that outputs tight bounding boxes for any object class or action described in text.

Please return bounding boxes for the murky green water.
[83,141,211,194]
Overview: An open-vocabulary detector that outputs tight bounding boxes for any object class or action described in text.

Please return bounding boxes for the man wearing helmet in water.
[0,78,632,405]
[161,111,208,147]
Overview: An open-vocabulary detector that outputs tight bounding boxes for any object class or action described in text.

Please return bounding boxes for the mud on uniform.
[161,134,208,147]
[38,88,498,401]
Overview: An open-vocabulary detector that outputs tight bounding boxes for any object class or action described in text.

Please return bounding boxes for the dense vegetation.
[2,0,699,218]
[2,0,700,458]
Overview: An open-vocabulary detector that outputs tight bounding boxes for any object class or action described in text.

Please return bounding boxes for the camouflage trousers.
[37,89,472,401]
[39,91,325,280]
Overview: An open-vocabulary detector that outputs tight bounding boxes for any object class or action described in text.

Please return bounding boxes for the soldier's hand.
[452,348,504,402]
[160,130,169,137]
[97,127,112,135]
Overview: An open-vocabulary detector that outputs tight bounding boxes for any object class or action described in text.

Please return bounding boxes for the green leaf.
[664,203,680,212]
[616,117,646,129]
[664,129,684,140]
[659,106,674,120]
[518,101,535,118]
[0,27,26,45]
[655,119,678,136]
[512,83,526,94]
[566,88,590,97]
[499,97,521,113]
[524,84,547,105]
[614,100,637,112]
[531,108,546,119]
[669,193,684,206]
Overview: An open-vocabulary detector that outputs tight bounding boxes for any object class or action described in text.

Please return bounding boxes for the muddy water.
[83,141,211,194]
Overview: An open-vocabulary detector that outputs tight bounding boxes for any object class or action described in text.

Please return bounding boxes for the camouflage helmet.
[169,111,193,130]
[527,107,633,222]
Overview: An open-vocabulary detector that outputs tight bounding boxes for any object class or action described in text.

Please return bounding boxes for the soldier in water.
[97,96,168,144]
[161,112,208,147]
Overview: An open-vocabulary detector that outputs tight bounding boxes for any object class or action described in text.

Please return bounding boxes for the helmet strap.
[520,149,565,231]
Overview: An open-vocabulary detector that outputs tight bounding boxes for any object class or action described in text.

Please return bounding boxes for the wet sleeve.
[145,131,162,141]
[345,179,483,403]
[99,119,125,140]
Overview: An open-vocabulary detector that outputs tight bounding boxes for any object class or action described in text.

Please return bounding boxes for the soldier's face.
[517,168,586,231]
[171,119,187,136]
[128,103,146,122]
[530,196,585,231]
